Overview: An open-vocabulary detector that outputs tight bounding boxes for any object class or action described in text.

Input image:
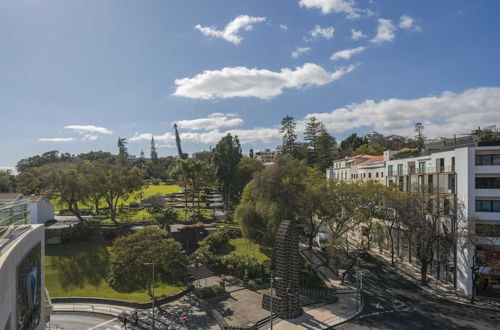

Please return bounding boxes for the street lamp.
[144,262,156,330]
[269,276,281,330]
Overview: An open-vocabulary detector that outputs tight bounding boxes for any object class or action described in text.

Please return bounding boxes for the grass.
[53,183,182,211]
[45,240,184,302]
[228,238,271,263]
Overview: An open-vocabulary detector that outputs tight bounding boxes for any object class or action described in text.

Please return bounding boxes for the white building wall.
[0,225,45,330]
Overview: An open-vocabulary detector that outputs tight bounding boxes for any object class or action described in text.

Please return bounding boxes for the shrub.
[218,252,262,278]
[195,284,225,299]
[198,229,230,253]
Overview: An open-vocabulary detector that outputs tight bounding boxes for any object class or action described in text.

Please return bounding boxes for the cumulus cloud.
[371,18,397,44]
[130,127,281,145]
[173,63,357,100]
[309,25,335,40]
[176,113,244,131]
[65,125,112,135]
[83,134,98,141]
[136,87,500,146]
[330,46,367,60]
[351,29,366,40]
[194,15,266,44]
[291,47,311,59]
[304,87,500,138]
[280,24,288,31]
[39,137,75,142]
[399,15,413,29]
[299,0,360,19]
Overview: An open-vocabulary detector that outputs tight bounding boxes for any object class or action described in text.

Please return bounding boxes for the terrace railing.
[0,200,30,238]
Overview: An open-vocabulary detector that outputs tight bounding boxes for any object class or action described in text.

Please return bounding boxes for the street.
[335,254,500,330]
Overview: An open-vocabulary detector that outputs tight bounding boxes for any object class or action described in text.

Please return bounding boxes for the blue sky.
[2,0,500,169]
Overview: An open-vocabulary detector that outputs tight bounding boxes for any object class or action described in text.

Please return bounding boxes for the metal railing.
[387,165,455,176]
[0,200,30,238]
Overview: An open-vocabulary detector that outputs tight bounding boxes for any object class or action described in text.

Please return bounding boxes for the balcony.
[386,165,455,176]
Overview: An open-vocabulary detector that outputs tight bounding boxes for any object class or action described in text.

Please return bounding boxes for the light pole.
[269,276,281,330]
[144,262,156,329]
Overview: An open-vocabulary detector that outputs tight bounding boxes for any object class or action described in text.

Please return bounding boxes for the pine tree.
[280,115,297,156]
[304,116,324,165]
[117,137,128,162]
[150,137,158,162]
[415,122,425,153]
[316,127,337,171]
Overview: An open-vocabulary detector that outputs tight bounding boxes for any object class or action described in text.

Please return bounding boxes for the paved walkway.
[376,250,500,311]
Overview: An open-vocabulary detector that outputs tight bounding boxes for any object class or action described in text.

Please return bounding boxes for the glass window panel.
[493,154,500,165]
[493,201,500,212]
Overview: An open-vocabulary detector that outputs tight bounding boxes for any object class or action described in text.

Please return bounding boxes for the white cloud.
[291,47,311,59]
[309,25,334,40]
[65,125,112,135]
[280,24,288,31]
[130,127,281,145]
[330,46,367,60]
[194,15,266,44]
[82,134,98,141]
[371,18,397,44]
[299,0,360,19]
[39,137,75,142]
[399,15,413,29]
[303,87,500,138]
[351,29,366,40]
[176,113,244,131]
[173,63,357,100]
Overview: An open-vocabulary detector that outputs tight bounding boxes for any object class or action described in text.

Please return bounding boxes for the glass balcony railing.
[0,200,30,239]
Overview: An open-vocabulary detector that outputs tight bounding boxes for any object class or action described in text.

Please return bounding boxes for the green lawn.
[45,240,184,302]
[229,238,271,263]
[53,183,181,211]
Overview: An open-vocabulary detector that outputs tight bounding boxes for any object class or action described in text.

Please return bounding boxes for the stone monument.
[262,220,303,319]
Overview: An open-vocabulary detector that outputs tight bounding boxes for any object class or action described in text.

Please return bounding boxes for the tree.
[91,162,144,222]
[249,149,254,159]
[154,207,178,233]
[42,162,90,222]
[353,143,385,156]
[304,116,323,164]
[339,133,367,157]
[402,190,456,285]
[315,127,337,171]
[235,155,308,246]
[357,181,386,251]
[0,171,16,193]
[108,227,187,293]
[169,159,192,212]
[16,170,43,195]
[415,122,425,152]
[117,137,128,162]
[150,137,158,162]
[232,157,264,204]
[299,167,326,249]
[378,188,407,265]
[212,133,242,210]
[280,115,297,156]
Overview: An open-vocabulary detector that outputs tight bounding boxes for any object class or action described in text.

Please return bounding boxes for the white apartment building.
[326,154,385,184]
[385,145,500,298]
[326,139,500,298]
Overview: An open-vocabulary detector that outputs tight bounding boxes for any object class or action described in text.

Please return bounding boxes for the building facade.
[326,154,385,184]
[326,143,500,298]
[254,149,278,164]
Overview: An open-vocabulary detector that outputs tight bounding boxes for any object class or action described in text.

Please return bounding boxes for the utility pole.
[144,262,156,329]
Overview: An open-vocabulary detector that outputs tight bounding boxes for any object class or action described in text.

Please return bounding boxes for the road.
[335,254,500,330]
[49,313,123,330]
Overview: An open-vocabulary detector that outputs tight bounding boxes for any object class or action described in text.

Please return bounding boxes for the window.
[444,198,451,215]
[418,161,426,174]
[381,172,384,178]
[451,157,455,171]
[388,165,393,176]
[476,154,500,166]
[376,172,379,178]
[368,173,372,179]
[476,177,500,189]
[476,200,500,212]
[397,164,404,176]
[448,174,456,193]
[476,224,500,237]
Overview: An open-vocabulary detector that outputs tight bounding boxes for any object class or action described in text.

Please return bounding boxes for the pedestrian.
[121,316,127,329]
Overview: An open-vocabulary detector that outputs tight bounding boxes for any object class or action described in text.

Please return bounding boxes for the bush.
[218,252,263,279]
[198,229,230,253]
[195,284,225,299]
[151,178,161,185]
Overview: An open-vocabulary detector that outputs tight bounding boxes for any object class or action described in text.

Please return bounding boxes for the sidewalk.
[375,250,500,311]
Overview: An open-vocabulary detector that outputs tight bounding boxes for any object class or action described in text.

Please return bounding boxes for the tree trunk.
[94,198,99,215]
[420,263,428,285]
[389,228,395,266]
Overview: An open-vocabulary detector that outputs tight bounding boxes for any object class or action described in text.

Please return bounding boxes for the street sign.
[181,312,188,321]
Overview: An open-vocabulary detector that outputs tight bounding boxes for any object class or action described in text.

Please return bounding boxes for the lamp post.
[144,262,156,329]
[269,276,281,330]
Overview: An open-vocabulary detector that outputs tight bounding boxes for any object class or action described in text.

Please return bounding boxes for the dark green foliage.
[198,229,230,253]
[0,171,16,193]
[212,133,242,209]
[108,227,187,292]
[217,252,263,279]
[299,263,327,289]
[195,284,225,299]
[339,133,367,157]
